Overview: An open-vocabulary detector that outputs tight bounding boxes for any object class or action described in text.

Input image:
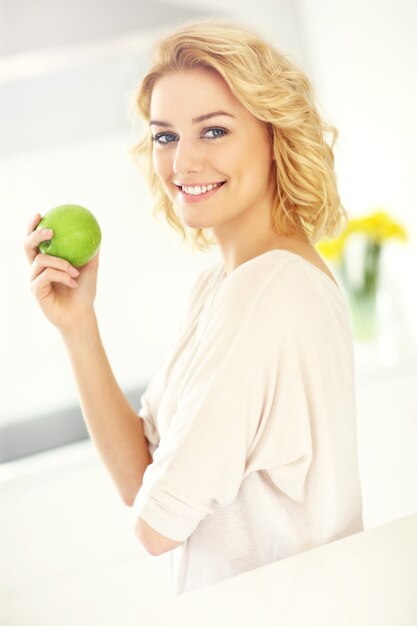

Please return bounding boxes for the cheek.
[220,139,254,176]
[239,139,272,183]
[152,154,173,194]
[209,145,239,180]
[152,152,177,200]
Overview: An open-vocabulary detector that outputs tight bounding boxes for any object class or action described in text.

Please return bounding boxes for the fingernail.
[41,229,53,237]
[69,266,79,277]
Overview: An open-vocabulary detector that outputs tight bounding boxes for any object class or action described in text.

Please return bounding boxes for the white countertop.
[137,512,417,626]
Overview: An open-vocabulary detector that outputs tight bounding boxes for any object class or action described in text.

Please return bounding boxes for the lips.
[177,181,226,203]
[175,181,226,190]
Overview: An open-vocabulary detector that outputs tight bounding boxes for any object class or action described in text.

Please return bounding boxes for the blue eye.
[151,127,228,145]
[151,133,176,144]
[204,127,227,139]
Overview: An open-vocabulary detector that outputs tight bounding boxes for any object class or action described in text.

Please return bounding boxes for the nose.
[172,137,204,176]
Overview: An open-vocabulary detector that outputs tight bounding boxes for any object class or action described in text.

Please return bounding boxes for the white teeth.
[182,182,222,195]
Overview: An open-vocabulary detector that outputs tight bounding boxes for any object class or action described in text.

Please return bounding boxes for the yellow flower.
[344,210,408,244]
[316,208,408,260]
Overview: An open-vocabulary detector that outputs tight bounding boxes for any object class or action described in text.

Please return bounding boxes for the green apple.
[37,204,101,267]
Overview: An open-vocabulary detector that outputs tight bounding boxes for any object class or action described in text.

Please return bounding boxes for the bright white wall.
[295,0,417,348]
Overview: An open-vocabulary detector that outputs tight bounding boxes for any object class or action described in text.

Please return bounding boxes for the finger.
[24,224,54,264]
[31,267,78,300]
[80,250,100,273]
[26,213,42,236]
[30,253,80,282]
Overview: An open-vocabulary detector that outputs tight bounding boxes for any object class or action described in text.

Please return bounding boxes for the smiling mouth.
[175,181,226,194]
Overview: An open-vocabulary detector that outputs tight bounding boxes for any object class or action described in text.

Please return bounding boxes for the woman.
[24,18,363,596]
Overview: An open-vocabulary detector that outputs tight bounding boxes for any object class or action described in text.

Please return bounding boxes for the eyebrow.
[149,110,235,127]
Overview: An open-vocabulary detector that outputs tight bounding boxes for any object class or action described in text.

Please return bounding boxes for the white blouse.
[133,250,364,595]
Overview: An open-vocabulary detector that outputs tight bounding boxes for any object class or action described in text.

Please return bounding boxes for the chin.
[176,208,217,231]
[181,218,214,231]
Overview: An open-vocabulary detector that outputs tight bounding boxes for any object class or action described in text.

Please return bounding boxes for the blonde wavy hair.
[129,17,348,251]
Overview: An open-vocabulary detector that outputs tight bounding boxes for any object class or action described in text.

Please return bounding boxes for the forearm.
[60,314,152,506]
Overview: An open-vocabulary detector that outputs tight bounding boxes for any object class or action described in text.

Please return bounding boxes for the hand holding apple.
[36,204,101,267]
[24,209,101,332]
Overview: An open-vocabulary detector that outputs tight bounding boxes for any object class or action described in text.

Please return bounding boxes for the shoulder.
[219,251,340,307]
[216,251,351,338]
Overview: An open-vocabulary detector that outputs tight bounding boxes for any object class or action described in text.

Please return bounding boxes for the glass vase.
[339,237,382,343]
[348,289,379,342]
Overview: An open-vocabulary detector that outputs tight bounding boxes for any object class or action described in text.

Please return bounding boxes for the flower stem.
[363,240,381,297]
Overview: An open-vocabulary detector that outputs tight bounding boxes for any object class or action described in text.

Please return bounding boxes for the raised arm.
[24,214,152,506]
[60,315,152,506]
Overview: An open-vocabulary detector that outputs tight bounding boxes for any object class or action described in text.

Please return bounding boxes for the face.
[149,67,276,234]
